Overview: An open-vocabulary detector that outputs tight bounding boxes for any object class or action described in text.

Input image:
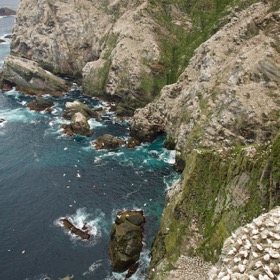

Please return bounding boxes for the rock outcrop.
[132,3,280,152]
[63,100,99,120]
[110,210,145,276]
[27,96,54,112]
[60,218,90,240]
[129,2,280,279]
[62,112,93,137]
[10,0,160,113]
[9,0,191,114]
[93,134,125,150]
[0,56,70,95]
[0,7,16,16]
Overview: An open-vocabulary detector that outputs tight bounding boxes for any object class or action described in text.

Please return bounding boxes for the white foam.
[4,87,21,99]
[55,208,106,246]
[0,107,40,123]
[45,117,70,136]
[161,149,176,165]
[83,259,103,276]
[93,151,125,163]
[88,118,104,128]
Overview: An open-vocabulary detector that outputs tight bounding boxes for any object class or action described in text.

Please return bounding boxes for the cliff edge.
[131,2,280,279]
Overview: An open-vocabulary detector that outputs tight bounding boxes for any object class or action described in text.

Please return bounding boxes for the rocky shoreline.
[1,0,280,279]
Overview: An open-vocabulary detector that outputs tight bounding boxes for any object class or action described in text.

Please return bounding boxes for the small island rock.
[62,112,93,136]
[110,210,145,276]
[63,100,99,120]
[94,134,125,150]
[60,218,90,240]
[27,97,54,112]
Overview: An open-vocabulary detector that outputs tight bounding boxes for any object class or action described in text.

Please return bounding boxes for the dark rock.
[110,210,145,276]
[94,134,125,150]
[27,97,54,112]
[0,118,5,123]
[60,218,90,240]
[62,112,93,136]
[125,137,141,149]
[4,34,12,39]
[130,123,164,143]
[61,124,74,136]
[0,7,16,16]
[126,262,139,279]
[63,100,99,120]
[0,39,5,44]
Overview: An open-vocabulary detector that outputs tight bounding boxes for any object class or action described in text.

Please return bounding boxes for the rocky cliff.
[7,0,193,114]
[131,1,280,279]
[3,0,280,278]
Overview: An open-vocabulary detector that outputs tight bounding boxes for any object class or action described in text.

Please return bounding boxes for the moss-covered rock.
[148,137,280,279]
[110,210,145,276]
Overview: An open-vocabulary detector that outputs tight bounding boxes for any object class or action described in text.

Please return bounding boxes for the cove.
[0,5,179,278]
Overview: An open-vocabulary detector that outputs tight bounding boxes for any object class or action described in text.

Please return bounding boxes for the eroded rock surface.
[27,96,54,112]
[110,210,145,276]
[60,218,90,240]
[10,0,166,114]
[0,56,70,95]
[63,100,99,120]
[132,3,280,154]
[94,134,125,150]
[62,112,93,137]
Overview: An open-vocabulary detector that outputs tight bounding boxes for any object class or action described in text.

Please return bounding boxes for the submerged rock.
[0,7,16,16]
[63,100,99,120]
[60,218,90,240]
[27,97,54,112]
[0,55,70,96]
[110,210,145,276]
[62,112,93,137]
[94,134,125,150]
[0,118,5,123]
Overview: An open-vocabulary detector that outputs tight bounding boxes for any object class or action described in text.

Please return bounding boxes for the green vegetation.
[146,0,259,89]
[149,136,280,278]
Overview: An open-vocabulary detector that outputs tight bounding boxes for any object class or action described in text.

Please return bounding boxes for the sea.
[0,1,179,279]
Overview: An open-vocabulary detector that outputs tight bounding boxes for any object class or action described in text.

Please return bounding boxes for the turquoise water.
[0,8,179,279]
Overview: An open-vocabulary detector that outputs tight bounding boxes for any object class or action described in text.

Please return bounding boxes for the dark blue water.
[0,11,179,280]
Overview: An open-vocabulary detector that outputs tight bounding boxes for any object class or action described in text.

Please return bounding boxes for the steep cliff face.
[130,2,280,278]
[10,0,191,114]
[132,2,280,154]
